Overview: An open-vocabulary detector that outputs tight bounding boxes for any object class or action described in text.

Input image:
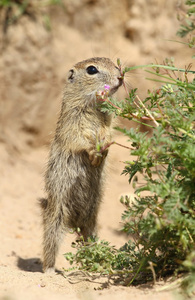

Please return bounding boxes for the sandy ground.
[0,1,193,298]
[0,134,180,300]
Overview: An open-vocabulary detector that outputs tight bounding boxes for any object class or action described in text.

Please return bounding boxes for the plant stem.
[124,64,195,74]
[135,95,159,127]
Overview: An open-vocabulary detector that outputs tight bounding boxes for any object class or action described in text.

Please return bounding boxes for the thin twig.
[99,141,134,154]
[135,95,159,127]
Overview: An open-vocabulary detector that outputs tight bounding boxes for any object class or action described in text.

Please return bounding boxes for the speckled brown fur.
[40,57,123,272]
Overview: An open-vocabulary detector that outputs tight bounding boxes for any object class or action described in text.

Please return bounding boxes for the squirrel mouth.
[109,77,123,95]
[96,77,123,101]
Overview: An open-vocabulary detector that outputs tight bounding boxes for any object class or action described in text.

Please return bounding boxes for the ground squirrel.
[40,57,123,272]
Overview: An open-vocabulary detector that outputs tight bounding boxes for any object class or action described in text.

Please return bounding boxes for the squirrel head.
[64,57,123,107]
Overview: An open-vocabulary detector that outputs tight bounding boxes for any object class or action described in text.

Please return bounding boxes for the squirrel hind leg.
[40,200,64,273]
[42,218,64,273]
[80,217,98,242]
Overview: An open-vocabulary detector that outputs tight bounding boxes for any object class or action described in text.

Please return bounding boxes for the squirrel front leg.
[68,128,110,167]
[87,135,110,167]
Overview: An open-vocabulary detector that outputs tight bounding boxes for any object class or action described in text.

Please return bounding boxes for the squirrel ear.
[67,69,75,82]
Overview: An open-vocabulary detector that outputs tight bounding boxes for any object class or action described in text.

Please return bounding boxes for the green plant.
[65,238,133,276]
[177,0,195,53]
[177,0,195,38]
[0,0,63,32]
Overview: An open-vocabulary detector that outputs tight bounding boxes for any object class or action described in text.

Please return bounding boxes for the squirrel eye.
[86,65,99,75]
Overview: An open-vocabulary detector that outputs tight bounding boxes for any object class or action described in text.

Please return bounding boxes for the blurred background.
[0,2,194,293]
[0,0,193,155]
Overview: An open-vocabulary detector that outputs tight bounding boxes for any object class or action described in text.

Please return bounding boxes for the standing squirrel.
[40,57,123,272]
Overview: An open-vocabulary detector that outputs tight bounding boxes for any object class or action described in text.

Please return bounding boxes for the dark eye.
[86,65,99,75]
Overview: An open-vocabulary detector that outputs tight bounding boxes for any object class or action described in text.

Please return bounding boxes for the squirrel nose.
[117,76,124,86]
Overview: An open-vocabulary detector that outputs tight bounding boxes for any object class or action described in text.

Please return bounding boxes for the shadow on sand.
[17,256,43,273]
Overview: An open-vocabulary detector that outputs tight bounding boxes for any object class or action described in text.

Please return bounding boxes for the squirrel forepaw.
[88,149,108,167]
